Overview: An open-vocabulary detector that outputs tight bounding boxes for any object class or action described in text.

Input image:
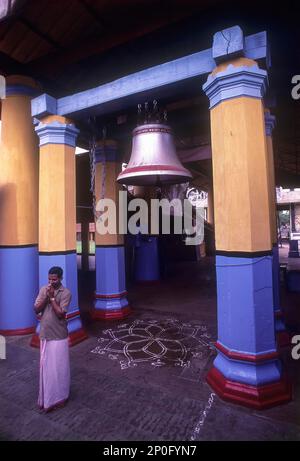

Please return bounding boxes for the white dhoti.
[38,338,70,411]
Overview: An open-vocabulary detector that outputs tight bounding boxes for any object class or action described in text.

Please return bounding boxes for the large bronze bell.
[117,123,192,186]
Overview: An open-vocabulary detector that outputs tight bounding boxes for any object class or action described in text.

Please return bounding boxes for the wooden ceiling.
[0,0,220,79]
[1,0,300,185]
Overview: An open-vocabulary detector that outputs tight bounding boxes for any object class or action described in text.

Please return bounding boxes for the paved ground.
[0,258,300,441]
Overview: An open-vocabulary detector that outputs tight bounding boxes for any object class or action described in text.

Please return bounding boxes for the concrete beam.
[213,26,245,62]
[32,30,268,120]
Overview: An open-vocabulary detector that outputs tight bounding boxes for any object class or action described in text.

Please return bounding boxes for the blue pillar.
[213,255,282,387]
[94,246,130,319]
[0,246,38,334]
[134,235,160,283]
[93,141,131,320]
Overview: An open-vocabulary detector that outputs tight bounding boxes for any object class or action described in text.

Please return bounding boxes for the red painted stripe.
[0,326,36,336]
[66,311,80,320]
[30,329,88,348]
[215,341,279,363]
[30,333,40,348]
[92,306,132,321]
[133,126,172,136]
[118,164,188,176]
[68,329,88,347]
[95,291,128,299]
[206,366,292,410]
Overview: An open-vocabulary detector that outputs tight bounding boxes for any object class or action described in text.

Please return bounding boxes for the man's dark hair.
[48,266,63,278]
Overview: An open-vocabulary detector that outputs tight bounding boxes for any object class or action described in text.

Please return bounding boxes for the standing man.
[34,266,71,412]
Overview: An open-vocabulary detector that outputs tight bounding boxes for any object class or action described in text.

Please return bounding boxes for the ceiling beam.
[31,30,268,120]
[78,0,106,30]
[28,6,204,77]
[18,16,63,50]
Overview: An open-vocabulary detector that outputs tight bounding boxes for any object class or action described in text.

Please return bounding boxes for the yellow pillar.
[208,59,271,253]
[203,56,291,408]
[31,115,87,346]
[0,75,39,335]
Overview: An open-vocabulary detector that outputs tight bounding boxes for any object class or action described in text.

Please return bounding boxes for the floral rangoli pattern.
[91,318,213,369]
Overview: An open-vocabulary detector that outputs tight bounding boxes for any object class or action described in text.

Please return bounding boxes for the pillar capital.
[95,139,119,163]
[264,110,276,137]
[212,26,245,63]
[31,93,57,119]
[5,74,40,97]
[203,58,268,109]
[35,116,79,147]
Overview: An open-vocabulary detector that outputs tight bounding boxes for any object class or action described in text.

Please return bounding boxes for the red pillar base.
[30,333,40,348]
[207,366,292,410]
[0,326,36,336]
[68,328,88,346]
[30,328,88,348]
[91,306,132,321]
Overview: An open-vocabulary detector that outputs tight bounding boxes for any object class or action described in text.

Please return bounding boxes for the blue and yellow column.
[31,115,87,346]
[92,141,131,320]
[265,110,289,347]
[203,58,291,408]
[0,75,39,335]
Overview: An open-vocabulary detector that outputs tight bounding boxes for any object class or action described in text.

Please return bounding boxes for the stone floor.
[0,257,300,441]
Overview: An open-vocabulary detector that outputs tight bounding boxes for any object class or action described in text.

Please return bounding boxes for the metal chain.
[89,124,107,222]
[96,155,107,224]
[89,134,98,221]
[101,127,107,200]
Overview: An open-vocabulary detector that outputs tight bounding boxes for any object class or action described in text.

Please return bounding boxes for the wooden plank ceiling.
[0,0,300,184]
[0,0,219,76]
